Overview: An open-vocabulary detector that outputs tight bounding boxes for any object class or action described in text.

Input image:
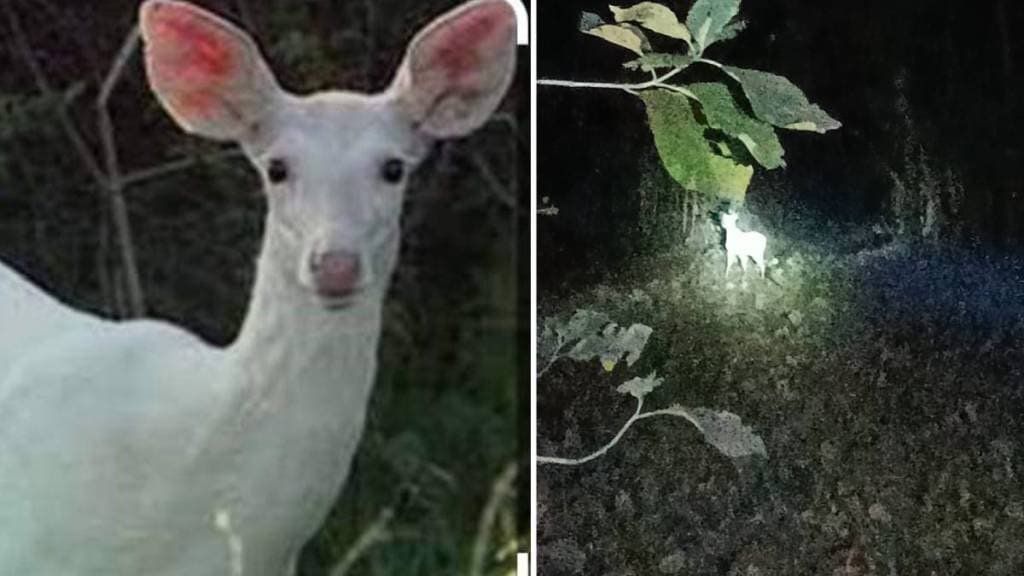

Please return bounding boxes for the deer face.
[139,0,516,307]
[249,93,430,304]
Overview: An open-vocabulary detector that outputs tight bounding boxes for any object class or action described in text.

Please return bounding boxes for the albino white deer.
[721,212,767,278]
[0,0,515,574]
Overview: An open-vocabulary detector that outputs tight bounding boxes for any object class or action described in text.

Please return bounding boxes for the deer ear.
[390,0,517,138]
[139,0,282,142]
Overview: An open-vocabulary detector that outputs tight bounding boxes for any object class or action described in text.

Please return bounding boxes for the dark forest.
[538,1,1024,574]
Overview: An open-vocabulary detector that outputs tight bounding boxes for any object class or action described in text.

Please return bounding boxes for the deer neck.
[225,219,384,426]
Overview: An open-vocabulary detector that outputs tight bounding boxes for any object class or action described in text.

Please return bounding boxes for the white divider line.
[517,552,530,575]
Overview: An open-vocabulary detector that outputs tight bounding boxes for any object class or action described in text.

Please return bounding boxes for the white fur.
[721,212,767,278]
[0,1,515,574]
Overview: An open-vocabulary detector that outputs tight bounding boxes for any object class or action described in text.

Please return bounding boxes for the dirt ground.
[537,221,1024,575]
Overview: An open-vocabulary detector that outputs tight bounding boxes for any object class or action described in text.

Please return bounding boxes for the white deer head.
[140,0,517,308]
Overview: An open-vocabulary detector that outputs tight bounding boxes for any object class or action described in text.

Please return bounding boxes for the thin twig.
[467,151,516,209]
[329,506,397,576]
[536,337,567,379]
[96,24,145,317]
[98,26,140,106]
[537,399,703,466]
[470,461,519,576]
[537,65,696,99]
[121,148,245,187]
[6,0,147,317]
[3,0,107,188]
[636,406,702,431]
[536,354,561,379]
[537,398,645,466]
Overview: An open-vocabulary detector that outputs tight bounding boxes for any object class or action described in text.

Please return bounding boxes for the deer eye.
[266,158,290,184]
[380,158,405,184]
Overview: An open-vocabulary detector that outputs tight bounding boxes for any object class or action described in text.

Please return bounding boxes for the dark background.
[0,0,527,574]
[539,0,1024,286]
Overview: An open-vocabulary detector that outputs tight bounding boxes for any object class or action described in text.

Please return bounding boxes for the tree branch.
[537,398,645,466]
[3,0,107,188]
[537,65,698,100]
[121,148,245,187]
[537,399,704,466]
[96,24,145,317]
[5,1,147,317]
[468,151,516,210]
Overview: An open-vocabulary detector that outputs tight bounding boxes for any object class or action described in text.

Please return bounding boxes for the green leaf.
[623,52,694,72]
[717,18,748,42]
[569,322,653,370]
[538,319,564,363]
[686,0,742,51]
[581,19,650,55]
[542,310,653,373]
[579,11,606,30]
[688,82,785,169]
[640,89,753,202]
[688,407,768,459]
[610,2,692,44]
[609,323,654,367]
[724,66,842,133]
[561,309,612,342]
[617,372,663,400]
[568,323,619,363]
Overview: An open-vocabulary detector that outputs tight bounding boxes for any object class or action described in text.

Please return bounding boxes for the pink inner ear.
[143,2,242,117]
[423,3,513,85]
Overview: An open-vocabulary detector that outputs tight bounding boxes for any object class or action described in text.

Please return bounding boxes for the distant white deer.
[0,0,515,574]
[721,212,767,278]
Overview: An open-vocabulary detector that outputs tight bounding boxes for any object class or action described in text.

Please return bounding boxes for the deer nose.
[309,250,361,298]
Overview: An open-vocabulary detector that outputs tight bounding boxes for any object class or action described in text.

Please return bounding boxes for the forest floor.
[537,217,1024,575]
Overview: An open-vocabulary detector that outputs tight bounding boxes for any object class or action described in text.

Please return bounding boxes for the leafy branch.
[537,310,767,466]
[538,0,840,205]
[538,309,652,378]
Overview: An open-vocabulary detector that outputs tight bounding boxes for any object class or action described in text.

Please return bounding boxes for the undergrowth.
[538,210,1024,574]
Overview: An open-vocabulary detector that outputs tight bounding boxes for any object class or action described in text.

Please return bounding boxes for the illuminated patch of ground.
[538,226,1024,575]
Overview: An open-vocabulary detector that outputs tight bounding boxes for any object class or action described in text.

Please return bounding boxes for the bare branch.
[122,149,246,188]
[95,24,145,317]
[467,151,516,210]
[3,0,107,188]
[537,398,646,466]
[98,25,140,107]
